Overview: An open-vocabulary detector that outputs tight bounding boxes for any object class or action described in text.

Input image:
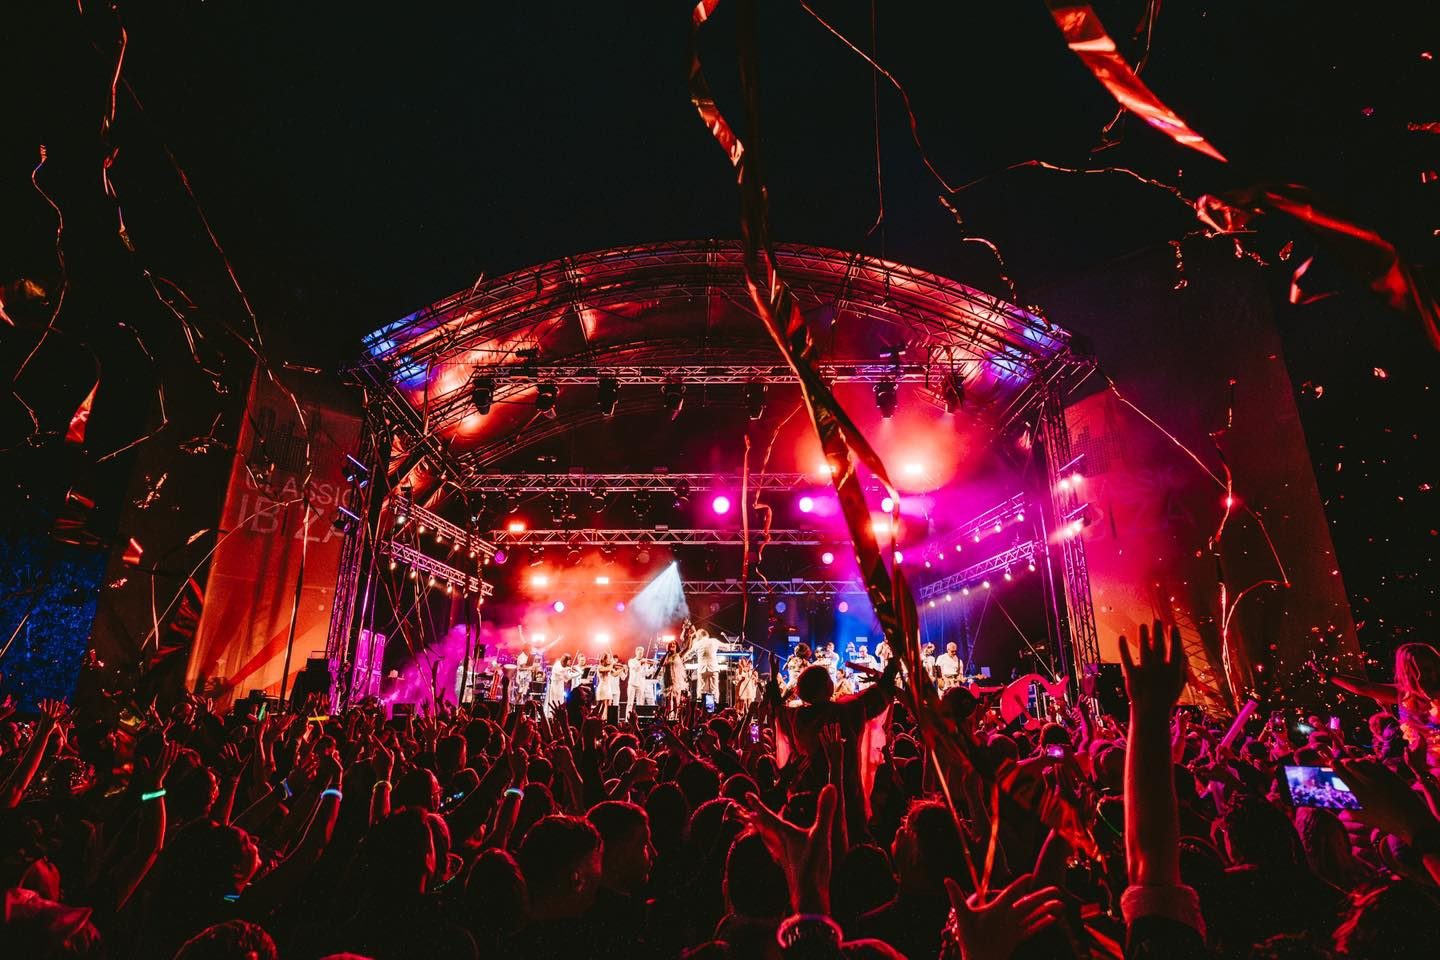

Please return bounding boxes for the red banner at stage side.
[186,370,360,708]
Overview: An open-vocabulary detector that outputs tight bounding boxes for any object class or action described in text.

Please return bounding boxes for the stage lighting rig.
[661,381,686,419]
[874,379,898,419]
[471,375,496,415]
[744,382,767,420]
[672,478,691,509]
[535,382,559,419]
[596,377,619,417]
[941,374,965,415]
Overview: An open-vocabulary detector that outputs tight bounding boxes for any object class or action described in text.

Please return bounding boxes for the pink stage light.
[615,601,626,612]
[798,495,815,513]
[903,462,924,476]
[837,600,850,613]
[893,550,904,564]
[711,495,732,515]
[821,551,835,565]
[493,549,508,565]
[552,600,566,613]
[530,573,549,588]
[880,496,895,512]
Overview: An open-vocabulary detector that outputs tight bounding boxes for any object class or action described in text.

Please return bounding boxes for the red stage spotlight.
[711,495,732,515]
[530,573,550,588]
[507,519,527,533]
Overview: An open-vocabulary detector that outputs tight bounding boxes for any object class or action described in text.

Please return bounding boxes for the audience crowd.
[2,623,1439,959]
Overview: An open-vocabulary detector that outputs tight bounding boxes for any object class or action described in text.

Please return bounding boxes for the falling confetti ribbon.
[1046,2,1227,162]
[689,0,1096,880]
[1198,184,1440,349]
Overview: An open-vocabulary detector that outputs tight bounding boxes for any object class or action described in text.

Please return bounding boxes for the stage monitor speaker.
[289,658,332,706]
[1091,663,1128,719]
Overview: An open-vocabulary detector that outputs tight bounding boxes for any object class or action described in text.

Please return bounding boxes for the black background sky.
[0,2,1435,669]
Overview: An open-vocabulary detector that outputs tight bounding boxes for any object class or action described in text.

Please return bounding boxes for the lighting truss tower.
[1038,394,1101,690]
[324,407,386,702]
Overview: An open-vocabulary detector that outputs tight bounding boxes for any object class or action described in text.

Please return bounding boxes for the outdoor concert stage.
[318,240,1120,707]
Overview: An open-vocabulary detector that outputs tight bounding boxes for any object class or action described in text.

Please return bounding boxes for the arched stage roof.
[352,240,1093,485]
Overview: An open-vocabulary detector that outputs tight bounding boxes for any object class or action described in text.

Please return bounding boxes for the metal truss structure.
[587,578,866,598]
[914,540,1042,601]
[340,241,1102,695]
[463,361,939,386]
[492,527,830,547]
[1039,396,1101,684]
[945,493,1029,549]
[380,541,496,597]
[464,472,815,494]
[393,494,496,558]
[351,240,1092,477]
[325,410,384,669]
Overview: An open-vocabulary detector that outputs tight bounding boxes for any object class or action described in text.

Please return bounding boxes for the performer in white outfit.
[624,645,655,720]
[688,627,723,700]
[814,642,839,681]
[733,657,759,711]
[935,641,964,691]
[851,644,879,689]
[545,654,580,718]
[596,652,622,718]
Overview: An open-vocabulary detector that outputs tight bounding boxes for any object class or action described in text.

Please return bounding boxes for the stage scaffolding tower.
[324,406,387,708]
[1039,394,1101,692]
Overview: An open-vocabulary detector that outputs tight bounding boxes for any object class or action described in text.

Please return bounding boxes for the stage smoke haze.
[630,562,690,635]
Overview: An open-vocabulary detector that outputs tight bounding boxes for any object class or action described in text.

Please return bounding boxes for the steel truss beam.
[946,493,1029,548]
[471,361,939,385]
[464,472,814,493]
[585,578,865,597]
[381,541,495,597]
[350,241,1094,479]
[493,528,830,547]
[1040,395,1101,684]
[915,540,1042,600]
[393,494,496,557]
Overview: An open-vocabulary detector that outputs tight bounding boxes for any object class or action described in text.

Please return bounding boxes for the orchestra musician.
[624,645,655,720]
[783,643,812,691]
[595,651,621,719]
[687,626,723,700]
[545,654,581,718]
[874,638,893,669]
[511,647,540,705]
[733,657,759,711]
[935,641,964,691]
[813,642,839,680]
[662,624,693,718]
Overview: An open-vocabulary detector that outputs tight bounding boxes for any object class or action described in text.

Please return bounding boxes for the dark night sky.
[0,2,1435,668]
